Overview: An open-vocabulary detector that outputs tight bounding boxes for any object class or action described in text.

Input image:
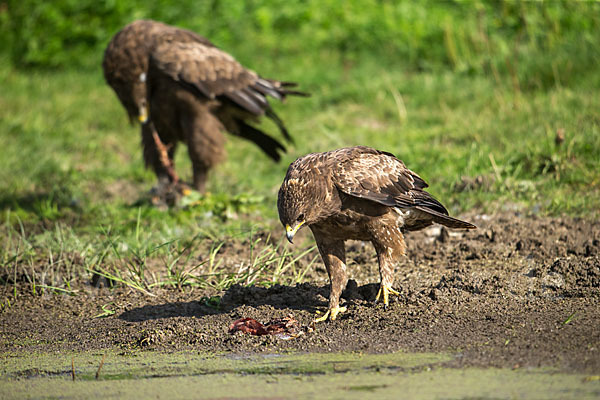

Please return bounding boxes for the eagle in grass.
[102,20,306,194]
[277,146,476,321]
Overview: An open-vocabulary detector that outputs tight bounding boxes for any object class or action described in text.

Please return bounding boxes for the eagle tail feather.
[235,119,286,162]
[415,206,476,230]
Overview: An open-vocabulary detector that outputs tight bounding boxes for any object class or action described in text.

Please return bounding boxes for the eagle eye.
[297,214,305,222]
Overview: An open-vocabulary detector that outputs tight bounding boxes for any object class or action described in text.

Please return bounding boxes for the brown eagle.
[103,20,306,194]
[277,146,476,321]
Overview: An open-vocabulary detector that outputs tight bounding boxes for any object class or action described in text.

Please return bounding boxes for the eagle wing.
[331,147,444,210]
[150,41,288,117]
[331,147,476,229]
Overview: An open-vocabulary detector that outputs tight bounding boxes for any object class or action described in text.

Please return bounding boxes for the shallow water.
[1,351,598,399]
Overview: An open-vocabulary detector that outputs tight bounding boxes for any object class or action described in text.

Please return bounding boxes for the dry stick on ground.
[152,131,179,184]
[95,354,106,380]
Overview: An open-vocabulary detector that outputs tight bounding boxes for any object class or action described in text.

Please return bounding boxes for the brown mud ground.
[1,212,599,373]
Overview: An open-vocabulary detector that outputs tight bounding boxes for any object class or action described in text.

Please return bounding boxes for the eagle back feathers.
[104,19,304,123]
[150,42,258,101]
[148,39,302,118]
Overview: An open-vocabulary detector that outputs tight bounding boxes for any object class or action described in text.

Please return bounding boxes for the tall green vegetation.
[3,1,599,89]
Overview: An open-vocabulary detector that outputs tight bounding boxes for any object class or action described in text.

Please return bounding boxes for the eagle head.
[277,176,316,244]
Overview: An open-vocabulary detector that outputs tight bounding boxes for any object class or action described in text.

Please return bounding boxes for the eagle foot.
[314,306,347,322]
[149,181,194,208]
[375,284,400,309]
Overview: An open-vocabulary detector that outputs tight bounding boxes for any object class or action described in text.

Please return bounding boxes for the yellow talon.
[314,306,347,322]
[375,285,400,308]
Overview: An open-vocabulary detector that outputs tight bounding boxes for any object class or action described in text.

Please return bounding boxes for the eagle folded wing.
[332,147,449,215]
[151,42,282,116]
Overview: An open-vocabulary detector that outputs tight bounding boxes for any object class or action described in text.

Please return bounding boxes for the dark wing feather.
[265,109,294,143]
[234,119,286,162]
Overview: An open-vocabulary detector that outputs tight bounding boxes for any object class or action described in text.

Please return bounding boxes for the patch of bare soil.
[1,212,599,372]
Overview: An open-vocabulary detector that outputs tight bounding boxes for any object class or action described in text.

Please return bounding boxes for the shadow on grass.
[0,189,85,230]
[0,184,82,212]
[117,281,380,322]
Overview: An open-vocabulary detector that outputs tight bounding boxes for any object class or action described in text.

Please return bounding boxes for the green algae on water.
[1,351,598,399]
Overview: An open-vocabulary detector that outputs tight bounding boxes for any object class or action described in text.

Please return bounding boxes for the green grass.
[0,44,599,298]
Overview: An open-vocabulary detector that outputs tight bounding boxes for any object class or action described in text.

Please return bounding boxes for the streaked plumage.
[103,19,306,193]
[278,146,476,321]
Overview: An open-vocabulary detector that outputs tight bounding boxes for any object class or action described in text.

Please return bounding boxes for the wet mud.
[1,212,599,373]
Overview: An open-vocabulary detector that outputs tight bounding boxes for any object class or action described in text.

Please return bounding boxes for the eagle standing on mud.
[103,20,306,194]
[278,146,476,322]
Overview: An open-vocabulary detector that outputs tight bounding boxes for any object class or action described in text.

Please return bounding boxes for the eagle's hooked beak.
[138,105,148,124]
[285,221,305,244]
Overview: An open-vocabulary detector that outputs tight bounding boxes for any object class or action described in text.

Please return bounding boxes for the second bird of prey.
[103,19,306,194]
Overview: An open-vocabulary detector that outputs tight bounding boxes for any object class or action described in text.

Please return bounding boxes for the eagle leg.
[152,130,179,185]
[142,122,178,186]
[371,226,406,309]
[375,284,401,309]
[314,306,347,323]
[314,236,348,322]
[185,113,226,193]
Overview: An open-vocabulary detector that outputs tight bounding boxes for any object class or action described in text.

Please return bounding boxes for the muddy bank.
[1,212,599,372]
